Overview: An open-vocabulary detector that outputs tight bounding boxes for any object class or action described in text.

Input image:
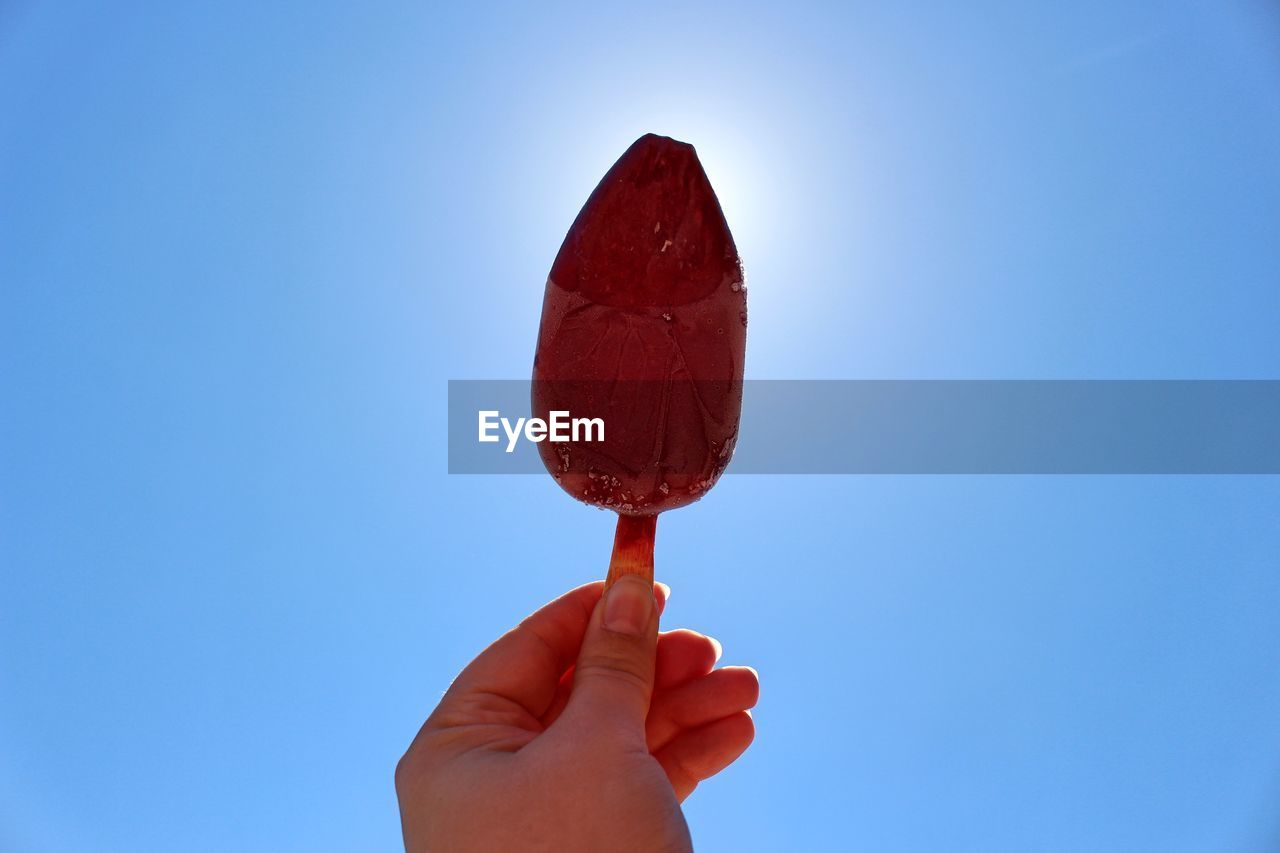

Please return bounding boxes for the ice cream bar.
[532,133,746,585]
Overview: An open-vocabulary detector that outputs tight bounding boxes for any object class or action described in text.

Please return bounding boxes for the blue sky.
[2,2,1279,851]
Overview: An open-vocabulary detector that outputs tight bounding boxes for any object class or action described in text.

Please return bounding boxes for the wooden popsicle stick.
[604,513,657,589]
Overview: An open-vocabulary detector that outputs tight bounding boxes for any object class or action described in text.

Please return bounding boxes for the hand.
[395,577,760,852]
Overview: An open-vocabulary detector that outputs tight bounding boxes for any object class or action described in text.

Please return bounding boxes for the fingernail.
[604,576,653,637]
[655,581,672,601]
[707,635,723,662]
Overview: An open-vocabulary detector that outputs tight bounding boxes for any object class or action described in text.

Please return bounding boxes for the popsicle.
[532,133,747,587]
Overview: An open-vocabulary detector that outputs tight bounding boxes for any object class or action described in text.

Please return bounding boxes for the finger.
[647,666,759,751]
[541,586,669,728]
[439,582,604,720]
[544,621,700,728]
[654,629,721,690]
[561,575,661,742]
[655,582,669,615]
[538,665,575,728]
[655,711,756,802]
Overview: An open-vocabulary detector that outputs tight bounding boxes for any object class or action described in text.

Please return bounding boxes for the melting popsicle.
[532,133,747,587]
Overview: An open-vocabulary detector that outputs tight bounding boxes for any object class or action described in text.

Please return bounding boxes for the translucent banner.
[447,380,1280,474]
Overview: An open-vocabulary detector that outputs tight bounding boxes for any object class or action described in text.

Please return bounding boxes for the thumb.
[563,575,662,740]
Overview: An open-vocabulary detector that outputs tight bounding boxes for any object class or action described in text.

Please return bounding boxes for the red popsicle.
[532,133,747,587]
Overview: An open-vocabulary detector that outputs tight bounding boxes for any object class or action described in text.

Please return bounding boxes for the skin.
[395,577,760,852]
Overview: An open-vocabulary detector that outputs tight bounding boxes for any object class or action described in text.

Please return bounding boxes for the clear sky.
[3,2,1279,851]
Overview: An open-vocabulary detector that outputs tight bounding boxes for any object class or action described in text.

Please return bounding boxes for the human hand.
[395,577,760,852]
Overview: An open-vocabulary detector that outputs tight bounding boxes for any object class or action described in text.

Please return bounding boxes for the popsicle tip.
[630,132,697,158]
[634,131,689,144]
[546,127,735,312]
